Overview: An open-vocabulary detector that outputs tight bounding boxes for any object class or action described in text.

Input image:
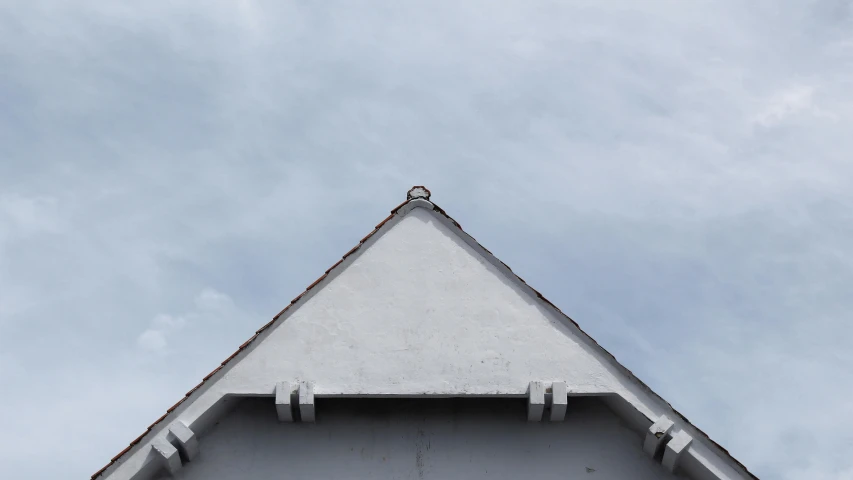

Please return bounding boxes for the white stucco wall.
[169,397,687,480]
[224,206,616,396]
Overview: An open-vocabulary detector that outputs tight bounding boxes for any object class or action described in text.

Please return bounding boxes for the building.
[93,187,755,480]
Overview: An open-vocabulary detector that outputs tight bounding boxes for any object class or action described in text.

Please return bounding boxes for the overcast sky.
[1,1,852,478]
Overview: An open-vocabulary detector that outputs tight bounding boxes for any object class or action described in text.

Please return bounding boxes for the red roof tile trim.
[92,194,757,480]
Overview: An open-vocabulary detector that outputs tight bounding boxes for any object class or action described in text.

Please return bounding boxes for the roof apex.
[406,185,431,201]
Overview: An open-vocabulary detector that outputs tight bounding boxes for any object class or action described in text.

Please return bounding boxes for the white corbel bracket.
[298,381,315,423]
[527,381,545,421]
[152,437,181,474]
[643,416,675,457]
[550,381,568,421]
[167,421,199,461]
[276,382,295,422]
[276,381,315,422]
[662,430,693,473]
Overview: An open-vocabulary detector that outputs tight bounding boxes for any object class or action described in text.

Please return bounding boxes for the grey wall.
[171,397,687,480]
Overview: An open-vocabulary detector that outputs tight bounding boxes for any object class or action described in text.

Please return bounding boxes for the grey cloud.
[1,1,852,478]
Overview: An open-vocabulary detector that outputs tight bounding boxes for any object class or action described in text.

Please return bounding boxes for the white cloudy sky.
[1,1,852,478]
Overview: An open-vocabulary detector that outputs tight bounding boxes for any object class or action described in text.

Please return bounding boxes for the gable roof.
[93,186,757,480]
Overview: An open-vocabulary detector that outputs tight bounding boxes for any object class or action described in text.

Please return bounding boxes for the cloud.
[1,1,852,479]
[195,287,236,312]
[136,290,235,352]
[753,84,818,127]
[0,193,63,237]
[136,313,186,352]
[137,328,168,351]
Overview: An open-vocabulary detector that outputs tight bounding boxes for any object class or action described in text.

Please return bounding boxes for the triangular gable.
[93,187,756,480]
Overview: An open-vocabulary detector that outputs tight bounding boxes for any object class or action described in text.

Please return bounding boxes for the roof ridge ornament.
[407,186,431,201]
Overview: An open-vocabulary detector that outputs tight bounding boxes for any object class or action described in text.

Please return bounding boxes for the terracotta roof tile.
[184,384,202,397]
[305,274,327,291]
[359,230,377,244]
[238,335,258,350]
[325,259,344,274]
[109,446,132,463]
[201,366,222,382]
[219,349,241,365]
[165,400,183,414]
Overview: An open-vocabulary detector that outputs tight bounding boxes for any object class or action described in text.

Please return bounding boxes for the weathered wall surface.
[171,397,686,480]
[223,207,621,396]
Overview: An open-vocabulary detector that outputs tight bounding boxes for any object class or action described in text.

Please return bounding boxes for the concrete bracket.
[167,420,199,461]
[152,437,182,474]
[550,381,568,421]
[643,416,675,458]
[276,382,295,422]
[527,381,545,422]
[298,381,315,423]
[662,430,693,472]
